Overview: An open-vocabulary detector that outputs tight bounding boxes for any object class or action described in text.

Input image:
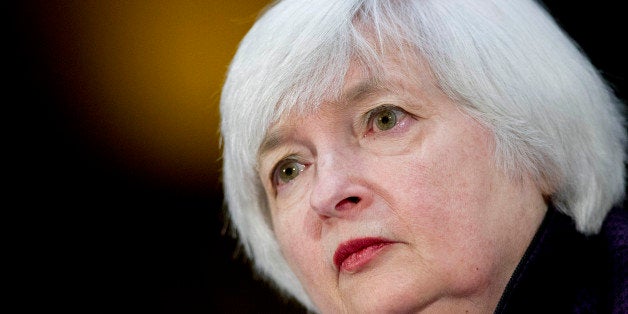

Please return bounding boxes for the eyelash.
[271,156,306,188]
[364,105,408,135]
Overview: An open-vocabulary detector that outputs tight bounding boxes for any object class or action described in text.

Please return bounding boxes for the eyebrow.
[340,78,384,104]
[257,78,387,159]
[258,127,289,160]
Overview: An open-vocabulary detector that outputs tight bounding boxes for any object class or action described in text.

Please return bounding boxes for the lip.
[334,237,395,273]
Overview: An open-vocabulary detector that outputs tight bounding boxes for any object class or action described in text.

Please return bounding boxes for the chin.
[342,288,433,314]
[337,267,441,313]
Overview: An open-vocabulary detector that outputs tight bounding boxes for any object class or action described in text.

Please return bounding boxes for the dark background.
[8,1,625,313]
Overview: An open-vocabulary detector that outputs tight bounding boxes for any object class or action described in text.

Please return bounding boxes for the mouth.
[334,237,395,273]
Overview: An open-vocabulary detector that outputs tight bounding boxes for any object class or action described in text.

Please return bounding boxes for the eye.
[367,105,405,132]
[273,159,305,185]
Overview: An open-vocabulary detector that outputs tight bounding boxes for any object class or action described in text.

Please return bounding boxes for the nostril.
[335,196,361,211]
[347,196,360,203]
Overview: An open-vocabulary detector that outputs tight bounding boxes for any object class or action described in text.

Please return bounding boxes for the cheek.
[381,113,496,215]
[270,200,333,296]
[385,123,500,285]
[269,177,322,246]
[388,140,493,226]
[271,202,318,268]
[423,120,496,210]
[273,215,341,311]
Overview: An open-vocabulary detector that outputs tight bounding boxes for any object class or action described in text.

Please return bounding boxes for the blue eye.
[273,159,305,185]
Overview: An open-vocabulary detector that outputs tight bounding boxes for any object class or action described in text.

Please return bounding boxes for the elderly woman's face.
[257,56,547,313]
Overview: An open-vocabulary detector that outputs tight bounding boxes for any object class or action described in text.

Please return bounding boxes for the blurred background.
[8,1,625,313]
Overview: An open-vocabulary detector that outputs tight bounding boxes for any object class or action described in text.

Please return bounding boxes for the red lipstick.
[334,237,394,273]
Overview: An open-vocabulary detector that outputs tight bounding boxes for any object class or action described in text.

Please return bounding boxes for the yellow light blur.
[58,0,271,191]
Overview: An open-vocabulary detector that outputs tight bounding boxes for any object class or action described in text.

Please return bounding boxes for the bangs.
[229,1,419,149]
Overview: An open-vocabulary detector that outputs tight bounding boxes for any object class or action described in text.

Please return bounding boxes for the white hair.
[220,0,626,309]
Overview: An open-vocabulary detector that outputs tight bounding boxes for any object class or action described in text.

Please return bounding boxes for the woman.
[220,0,626,312]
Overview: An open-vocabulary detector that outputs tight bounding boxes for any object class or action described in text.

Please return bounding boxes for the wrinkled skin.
[257,55,547,313]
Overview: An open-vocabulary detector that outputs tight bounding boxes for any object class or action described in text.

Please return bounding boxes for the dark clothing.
[495,205,627,313]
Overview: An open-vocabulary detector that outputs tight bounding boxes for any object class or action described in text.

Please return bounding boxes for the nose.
[309,151,371,219]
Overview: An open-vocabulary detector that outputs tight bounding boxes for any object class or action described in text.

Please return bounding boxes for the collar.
[494,205,627,313]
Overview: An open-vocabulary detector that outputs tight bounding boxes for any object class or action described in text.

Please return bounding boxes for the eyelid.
[270,155,305,187]
[364,104,408,132]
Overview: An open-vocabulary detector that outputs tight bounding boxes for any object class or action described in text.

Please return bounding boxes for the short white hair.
[220,0,626,309]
